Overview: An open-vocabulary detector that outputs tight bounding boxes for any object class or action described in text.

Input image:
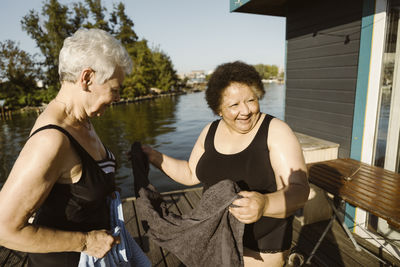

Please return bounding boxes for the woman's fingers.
[229,207,257,223]
[229,191,267,224]
[84,230,118,258]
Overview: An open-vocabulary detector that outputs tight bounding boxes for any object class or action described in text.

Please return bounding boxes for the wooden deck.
[1,187,399,267]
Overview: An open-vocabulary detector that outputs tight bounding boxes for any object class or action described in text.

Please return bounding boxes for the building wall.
[285,0,364,158]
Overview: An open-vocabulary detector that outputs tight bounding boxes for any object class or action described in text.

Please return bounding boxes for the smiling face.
[219,82,260,134]
[86,67,124,117]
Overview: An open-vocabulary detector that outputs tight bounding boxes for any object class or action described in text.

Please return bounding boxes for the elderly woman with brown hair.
[0,28,132,266]
[143,61,310,266]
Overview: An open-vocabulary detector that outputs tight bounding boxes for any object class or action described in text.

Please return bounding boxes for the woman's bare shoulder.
[268,118,298,148]
[27,109,70,156]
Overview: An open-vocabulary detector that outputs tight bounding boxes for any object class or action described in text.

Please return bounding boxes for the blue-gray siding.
[285,0,364,158]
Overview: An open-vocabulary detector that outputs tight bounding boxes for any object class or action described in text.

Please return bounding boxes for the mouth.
[237,116,251,122]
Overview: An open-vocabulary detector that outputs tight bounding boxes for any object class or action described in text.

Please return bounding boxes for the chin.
[236,122,254,133]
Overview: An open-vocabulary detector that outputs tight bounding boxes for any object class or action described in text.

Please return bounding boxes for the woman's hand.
[141,144,163,167]
[229,191,267,224]
[83,230,119,258]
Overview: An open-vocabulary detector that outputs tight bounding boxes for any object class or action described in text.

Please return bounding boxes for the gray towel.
[130,142,244,267]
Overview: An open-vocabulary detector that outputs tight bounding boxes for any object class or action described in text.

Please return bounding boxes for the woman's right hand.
[83,230,119,258]
[141,144,154,158]
[141,144,163,166]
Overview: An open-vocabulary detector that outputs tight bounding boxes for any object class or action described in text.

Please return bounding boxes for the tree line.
[253,64,284,81]
[0,0,179,109]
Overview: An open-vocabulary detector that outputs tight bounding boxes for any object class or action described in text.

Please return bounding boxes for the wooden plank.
[286,116,353,140]
[287,88,355,104]
[184,190,201,209]
[308,159,400,228]
[353,234,400,266]
[286,78,357,91]
[286,104,354,126]
[192,187,203,200]
[288,41,360,61]
[121,199,142,247]
[131,199,166,267]
[292,220,348,266]
[171,193,193,215]
[159,194,184,267]
[287,66,358,80]
[287,53,359,71]
[292,218,386,267]
[286,98,354,118]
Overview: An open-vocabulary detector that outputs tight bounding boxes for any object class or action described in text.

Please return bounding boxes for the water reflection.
[0,83,285,198]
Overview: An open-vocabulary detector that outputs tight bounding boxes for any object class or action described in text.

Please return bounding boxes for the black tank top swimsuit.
[196,114,293,253]
[27,124,116,267]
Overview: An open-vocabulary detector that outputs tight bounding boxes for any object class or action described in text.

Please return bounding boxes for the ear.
[79,68,95,91]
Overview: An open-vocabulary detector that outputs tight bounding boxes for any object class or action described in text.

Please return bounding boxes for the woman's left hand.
[229,191,267,224]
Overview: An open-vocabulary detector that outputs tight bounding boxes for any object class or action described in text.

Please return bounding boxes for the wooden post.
[1,106,4,121]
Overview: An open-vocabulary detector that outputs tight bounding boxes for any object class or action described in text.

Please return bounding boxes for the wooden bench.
[306,158,400,265]
[308,158,400,229]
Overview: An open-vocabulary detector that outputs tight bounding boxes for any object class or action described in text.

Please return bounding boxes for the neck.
[55,84,90,129]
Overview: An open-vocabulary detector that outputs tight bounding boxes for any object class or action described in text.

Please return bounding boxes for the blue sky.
[0,0,286,74]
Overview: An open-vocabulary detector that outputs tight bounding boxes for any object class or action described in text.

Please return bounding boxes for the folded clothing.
[78,191,151,267]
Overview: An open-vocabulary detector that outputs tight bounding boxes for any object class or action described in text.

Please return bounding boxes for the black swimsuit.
[196,114,293,252]
[27,124,116,267]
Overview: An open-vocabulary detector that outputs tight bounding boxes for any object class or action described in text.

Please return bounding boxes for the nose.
[239,102,250,115]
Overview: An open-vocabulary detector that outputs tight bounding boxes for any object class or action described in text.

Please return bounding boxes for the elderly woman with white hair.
[0,28,132,266]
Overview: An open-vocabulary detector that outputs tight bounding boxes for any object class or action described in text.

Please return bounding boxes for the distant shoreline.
[14,89,201,115]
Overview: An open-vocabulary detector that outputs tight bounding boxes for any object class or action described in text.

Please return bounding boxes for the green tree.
[254,64,268,79]
[84,0,110,31]
[110,2,138,47]
[268,65,279,78]
[122,40,156,98]
[253,64,281,80]
[21,0,76,100]
[0,40,42,108]
[152,49,178,92]
[17,0,178,103]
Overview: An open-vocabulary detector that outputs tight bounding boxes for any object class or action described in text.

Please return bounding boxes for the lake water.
[0,83,285,198]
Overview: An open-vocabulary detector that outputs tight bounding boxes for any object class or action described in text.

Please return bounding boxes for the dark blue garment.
[78,191,151,267]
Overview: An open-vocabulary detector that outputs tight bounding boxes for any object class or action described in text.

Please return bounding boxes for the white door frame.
[357,0,400,259]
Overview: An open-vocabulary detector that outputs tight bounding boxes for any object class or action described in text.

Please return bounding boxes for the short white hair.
[59,28,132,84]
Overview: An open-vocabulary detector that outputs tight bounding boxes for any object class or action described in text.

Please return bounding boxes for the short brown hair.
[206,61,264,115]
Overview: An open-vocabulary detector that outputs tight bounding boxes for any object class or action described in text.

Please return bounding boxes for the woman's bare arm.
[143,124,211,186]
[0,129,115,258]
[230,119,309,223]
